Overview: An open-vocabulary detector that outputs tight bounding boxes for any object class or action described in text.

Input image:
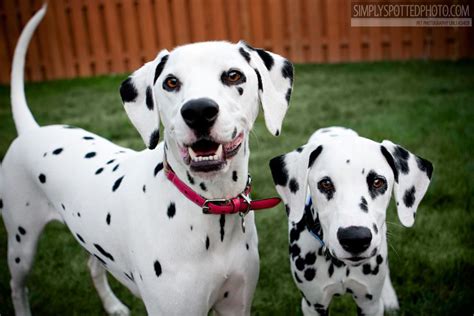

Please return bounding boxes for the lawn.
[0,60,473,315]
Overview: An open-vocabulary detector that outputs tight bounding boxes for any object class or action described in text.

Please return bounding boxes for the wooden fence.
[0,0,473,84]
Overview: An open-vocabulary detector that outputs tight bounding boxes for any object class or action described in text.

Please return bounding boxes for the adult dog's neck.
[164,136,250,200]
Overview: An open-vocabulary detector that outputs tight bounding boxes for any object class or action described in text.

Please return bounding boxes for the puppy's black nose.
[181,98,219,132]
[337,226,372,254]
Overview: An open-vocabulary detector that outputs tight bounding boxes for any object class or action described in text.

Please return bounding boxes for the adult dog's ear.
[237,41,294,137]
[381,140,434,227]
[120,49,169,149]
[269,144,323,223]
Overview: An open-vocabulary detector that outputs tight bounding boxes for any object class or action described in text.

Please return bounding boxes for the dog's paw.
[106,303,131,316]
[382,289,400,312]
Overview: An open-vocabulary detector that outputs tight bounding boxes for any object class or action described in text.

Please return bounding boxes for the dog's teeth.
[216,145,223,159]
[188,147,197,160]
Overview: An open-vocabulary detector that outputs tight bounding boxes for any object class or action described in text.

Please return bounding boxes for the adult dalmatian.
[269,127,433,316]
[1,6,292,315]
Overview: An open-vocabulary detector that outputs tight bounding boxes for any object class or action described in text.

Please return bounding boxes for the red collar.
[164,164,281,215]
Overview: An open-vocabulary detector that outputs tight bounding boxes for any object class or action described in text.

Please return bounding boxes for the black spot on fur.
[328,263,334,277]
[0,199,3,209]
[362,168,365,174]
[359,196,368,212]
[15,257,20,264]
[167,202,176,218]
[85,152,96,159]
[232,171,238,182]
[294,272,303,283]
[146,86,154,110]
[219,215,226,242]
[61,203,65,210]
[94,244,115,261]
[112,176,125,192]
[289,178,299,193]
[83,136,94,140]
[124,272,134,282]
[289,244,301,258]
[18,226,26,235]
[366,293,373,300]
[16,234,21,242]
[200,182,207,191]
[95,168,104,175]
[275,129,280,136]
[403,186,416,207]
[186,171,195,185]
[373,223,378,234]
[254,69,263,91]
[94,255,107,265]
[346,268,350,276]
[308,146,323,168]
[119,77,138,103]
[154,162,164,176]
[237,87,243,95]
[206,235,210,250]
[416,155,433,179]
[305,252,316,265]
[38,174,46,183]
[239,47,251,63]
[381,146,399,182]
[154,260,162,277]
[76,233,85,243]
[393,145,410,174]
[106,213,111,225]
[362,264,371,275]
[304,268,316,281]
[366,170,387,199]
[142,185,146,193]
[154,55,169,84]
[296,146,304,153]
[285,204,290,217]
[346,159,350,164]
[281,60,294,84]
[112,164,120,172]
[246,243,249,250]
[224,291,229,298]
[295,257,305,271]
[52,148,63,155]
[149,129,160,150]
[346,288,353,294]
[376,254,383,265]
[269,155,288,186]
[256,49,274,70]
[107,159,115,165]
[285,88,292,104]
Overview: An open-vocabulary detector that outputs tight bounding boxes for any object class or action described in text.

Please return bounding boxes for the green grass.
[1,60,473,315]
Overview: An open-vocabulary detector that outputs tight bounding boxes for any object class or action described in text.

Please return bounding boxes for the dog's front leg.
[354,296,384,316]
[87,256,131,316]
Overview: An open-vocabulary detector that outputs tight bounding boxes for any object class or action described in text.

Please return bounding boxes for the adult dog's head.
[120,41,293,180]
[270,127,433,266]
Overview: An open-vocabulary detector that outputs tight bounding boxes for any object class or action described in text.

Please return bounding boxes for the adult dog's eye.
[372,177,386,189]
[163,76,180,91]
[318,178,334,192]
[221,70,246,85]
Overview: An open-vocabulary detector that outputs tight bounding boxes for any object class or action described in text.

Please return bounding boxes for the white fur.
[1,7,293,316]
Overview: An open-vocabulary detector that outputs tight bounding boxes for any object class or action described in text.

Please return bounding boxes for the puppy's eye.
[163,76,180,91]
[318,178,334,191]
[221,70,246,85]
[372,177,386,189]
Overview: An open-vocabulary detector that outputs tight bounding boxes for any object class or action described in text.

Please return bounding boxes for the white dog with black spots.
[269,127,433,316]
[0,6,293,315]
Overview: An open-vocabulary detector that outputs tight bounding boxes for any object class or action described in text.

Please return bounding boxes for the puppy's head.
[120,41,293,177]
[270,127,433,266]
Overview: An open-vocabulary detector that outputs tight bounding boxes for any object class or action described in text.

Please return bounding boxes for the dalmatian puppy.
[1,6,293,315]
[269,127,433,316]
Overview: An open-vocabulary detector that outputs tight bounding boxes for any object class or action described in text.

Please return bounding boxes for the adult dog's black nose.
[181,98,219,132]
[337,226,372,254]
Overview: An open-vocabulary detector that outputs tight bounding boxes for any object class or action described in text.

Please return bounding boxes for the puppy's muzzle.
[181,98,219,135]
[337,226,372,254]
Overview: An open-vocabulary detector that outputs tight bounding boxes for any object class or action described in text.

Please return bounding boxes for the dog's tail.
[11,4,47,135]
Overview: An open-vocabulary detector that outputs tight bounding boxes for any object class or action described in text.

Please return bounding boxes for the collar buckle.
[202,198,229,214]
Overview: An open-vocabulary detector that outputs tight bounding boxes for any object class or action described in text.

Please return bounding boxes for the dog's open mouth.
[180,133,244,172]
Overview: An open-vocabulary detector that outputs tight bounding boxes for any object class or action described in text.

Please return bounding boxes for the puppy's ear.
[381,140,434,227]
[237,41,294,137]
[269,144,323,223]
[120,49,169,149]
